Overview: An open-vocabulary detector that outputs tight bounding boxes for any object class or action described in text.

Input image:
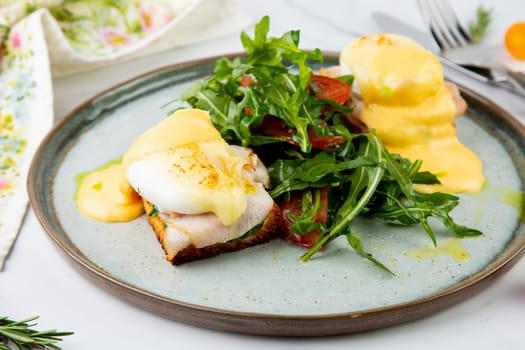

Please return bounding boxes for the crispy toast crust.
[143,199,282,265]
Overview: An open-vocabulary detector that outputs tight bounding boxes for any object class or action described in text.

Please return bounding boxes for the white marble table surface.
[3,0,525,349]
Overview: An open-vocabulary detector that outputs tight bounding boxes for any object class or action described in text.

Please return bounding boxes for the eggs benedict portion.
[76,108,281,264]
[340,33,485,194]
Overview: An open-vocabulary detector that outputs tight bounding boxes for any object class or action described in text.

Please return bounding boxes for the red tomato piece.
[256,116,344,149]
[259,115,293,137]
[254,115,298,145]
[240,75,254,87]
[307,127,345,149]
[309,74,351,105]
[279,187,328,249]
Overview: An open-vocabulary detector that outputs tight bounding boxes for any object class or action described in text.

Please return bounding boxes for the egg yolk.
[340,34,485,194]
[505,22,525,60]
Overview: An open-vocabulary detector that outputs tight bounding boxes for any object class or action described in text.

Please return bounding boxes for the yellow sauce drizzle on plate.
[75,158,143,222]
[404,237,470,263]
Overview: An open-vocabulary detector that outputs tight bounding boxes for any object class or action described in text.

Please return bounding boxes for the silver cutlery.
[416,0,525,96]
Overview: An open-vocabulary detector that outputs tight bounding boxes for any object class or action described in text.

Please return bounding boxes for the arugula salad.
[177,16,482,273]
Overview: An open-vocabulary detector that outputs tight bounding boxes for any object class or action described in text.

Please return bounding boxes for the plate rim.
[27,51,525,336]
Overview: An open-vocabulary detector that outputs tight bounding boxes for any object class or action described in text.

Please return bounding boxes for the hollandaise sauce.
[340,33,486,194]
[75,158,143,222]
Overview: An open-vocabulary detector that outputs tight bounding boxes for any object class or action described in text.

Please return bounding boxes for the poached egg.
[76,108,272,228]
[340,33,485,193]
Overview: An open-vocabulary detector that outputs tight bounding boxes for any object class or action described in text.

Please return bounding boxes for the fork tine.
[417,0,471,51]
[437,0,471,45]
[417,0,453,51]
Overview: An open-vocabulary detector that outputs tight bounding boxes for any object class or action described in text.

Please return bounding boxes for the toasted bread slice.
[143,199,282,265]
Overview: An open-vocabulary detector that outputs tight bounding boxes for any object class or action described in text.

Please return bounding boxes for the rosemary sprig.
[469,5,492,43]
[0,316,73,350]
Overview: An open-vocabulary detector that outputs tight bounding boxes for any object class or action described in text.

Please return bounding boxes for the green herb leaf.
[0,316,73,349]
[148,205,159,217]
[286,189,326,235]
[269,152,375,198]
[300,132,386,263]
[346,232,394,275]
[179,15,325,153]
[469,5,492,43]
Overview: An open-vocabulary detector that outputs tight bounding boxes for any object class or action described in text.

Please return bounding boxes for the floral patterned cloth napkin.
[0,0,251,269]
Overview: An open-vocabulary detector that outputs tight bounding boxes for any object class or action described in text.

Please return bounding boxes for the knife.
[371,11,525,97]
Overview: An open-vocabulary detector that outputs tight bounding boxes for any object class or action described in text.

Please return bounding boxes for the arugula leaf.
[346,232,394,275]
[180,15,326,153]
[300,132,386,262]
[269,152,375,197]
[286,189,326,235]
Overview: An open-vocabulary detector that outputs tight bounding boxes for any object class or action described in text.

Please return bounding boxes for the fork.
[417,0,525,96]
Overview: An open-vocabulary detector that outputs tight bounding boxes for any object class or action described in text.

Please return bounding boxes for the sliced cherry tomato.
[307,127,345,149]
[287,230,322,249]
[254,115,297,144]
[256,116,344,149]
[240,74,254,87]
[307,119,345,149]
[241,75,255,115]
[280,187,328,249]
[309,74,351,105]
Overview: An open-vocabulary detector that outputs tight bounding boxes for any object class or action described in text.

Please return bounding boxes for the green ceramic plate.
[28,52,525,336]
